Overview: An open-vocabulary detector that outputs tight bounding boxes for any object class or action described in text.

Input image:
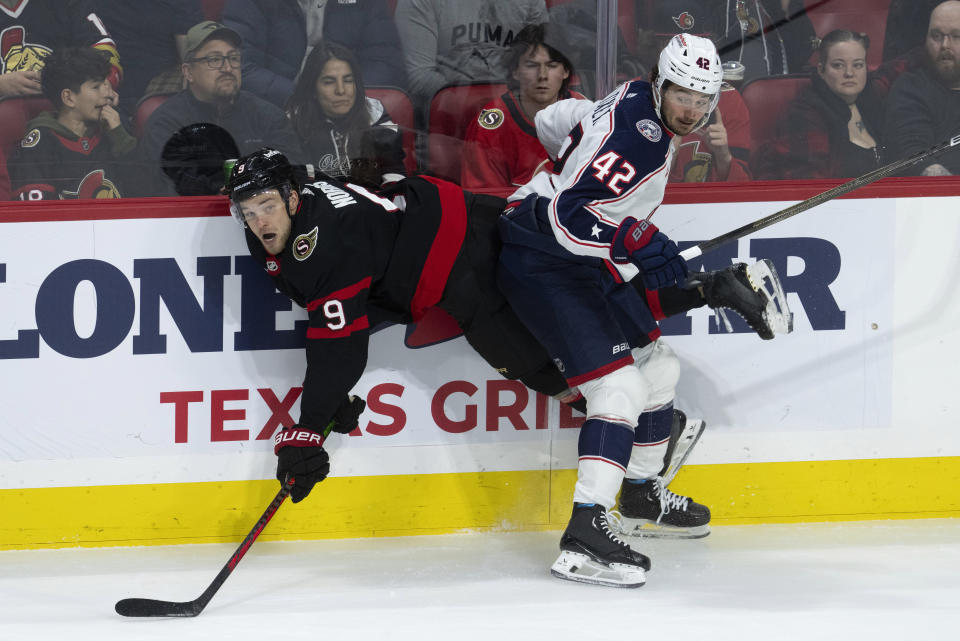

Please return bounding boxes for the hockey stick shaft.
[679,132,960,261]
[115,423,334,618]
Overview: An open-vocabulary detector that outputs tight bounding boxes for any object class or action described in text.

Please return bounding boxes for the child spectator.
[8,46,135,200]
[287,42,404,187]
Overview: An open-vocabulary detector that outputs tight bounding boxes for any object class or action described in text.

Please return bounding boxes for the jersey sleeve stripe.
[306,315,370,339]
[306,276,372,311]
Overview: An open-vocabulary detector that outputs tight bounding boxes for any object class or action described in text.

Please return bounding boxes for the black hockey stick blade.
[115,483,292,618]
[115,596,207,618]
[115,422,337,617]
[680,132,960,260]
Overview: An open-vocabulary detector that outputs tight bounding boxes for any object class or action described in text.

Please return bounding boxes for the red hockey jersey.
[461,89,587,198]
[668,85,751,183]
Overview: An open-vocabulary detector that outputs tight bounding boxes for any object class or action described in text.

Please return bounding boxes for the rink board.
[2,180,960,549]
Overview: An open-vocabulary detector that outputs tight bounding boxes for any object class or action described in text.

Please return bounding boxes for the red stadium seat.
[741,75,811,151]
[133,93,174,138]
[201,0,225,21]
[0,96,53,200]
[804,0,892,70]
[366,86,418,174]
[427,82,507,183]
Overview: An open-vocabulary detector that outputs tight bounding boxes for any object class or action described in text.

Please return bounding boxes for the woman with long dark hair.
[287,42,404,186]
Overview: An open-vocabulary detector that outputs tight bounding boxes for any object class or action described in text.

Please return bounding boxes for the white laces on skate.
[652,477,690,523]
[713,307,735,333]
[597,509,630,549]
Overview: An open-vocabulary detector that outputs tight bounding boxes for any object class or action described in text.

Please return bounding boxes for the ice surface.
[1,519,958,641]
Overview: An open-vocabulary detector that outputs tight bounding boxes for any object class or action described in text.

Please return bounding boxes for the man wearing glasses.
[139,21,303,196]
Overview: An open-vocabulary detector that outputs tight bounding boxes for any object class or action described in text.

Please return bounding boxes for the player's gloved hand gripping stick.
[115,395,366,618]
[612,216,688,289]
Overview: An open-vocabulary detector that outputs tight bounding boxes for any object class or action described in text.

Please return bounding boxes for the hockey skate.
[616,477,711,539]
[551,503,650,588]
[689,259,793,340]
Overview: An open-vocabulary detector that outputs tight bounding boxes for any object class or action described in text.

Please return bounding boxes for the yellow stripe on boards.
[2,457,959,550]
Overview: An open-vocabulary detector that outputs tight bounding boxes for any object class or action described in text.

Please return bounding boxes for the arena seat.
[426,82,507,183]
[0,96,53,200]
[804,0,892,70]
[741,75,811,151]
[201,0,225,21]
[133,93,174,138]
[366,86,418,174]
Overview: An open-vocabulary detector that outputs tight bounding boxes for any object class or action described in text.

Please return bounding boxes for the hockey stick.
[114,423,334,618]
[679,132,960,261]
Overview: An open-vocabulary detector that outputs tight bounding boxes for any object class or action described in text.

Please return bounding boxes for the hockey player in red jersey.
[461,24,587,197]
[498,34,793,587]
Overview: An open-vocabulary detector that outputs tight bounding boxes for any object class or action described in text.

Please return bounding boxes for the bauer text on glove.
[274,425,330,503]
[611,217,688,289]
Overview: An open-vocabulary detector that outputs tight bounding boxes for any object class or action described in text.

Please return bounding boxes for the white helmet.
[654,34,723,132]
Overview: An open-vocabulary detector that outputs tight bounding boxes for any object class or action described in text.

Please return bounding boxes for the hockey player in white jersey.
[497,34,792,587]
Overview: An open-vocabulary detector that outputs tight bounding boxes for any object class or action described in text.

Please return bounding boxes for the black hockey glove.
[329,394,366,434]
[611,217,688,290]
[274,425,330,503]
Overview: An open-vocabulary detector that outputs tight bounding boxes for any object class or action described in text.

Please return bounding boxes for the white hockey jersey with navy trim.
[509,81,675,281]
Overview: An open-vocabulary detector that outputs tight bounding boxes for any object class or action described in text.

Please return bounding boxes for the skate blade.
[747,259,793,336]
[550,551,646,588]
[617,516,711,540]
[661,418,706,485]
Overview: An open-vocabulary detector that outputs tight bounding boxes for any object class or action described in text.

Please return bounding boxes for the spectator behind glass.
[0,0,122,98]
[754,30,884,180]
[461,23,584,197]
[883,1,960,176]
[92,0,203,118]
[138,20,303,196]
[287,42,404,186]
[394,0,548,106]
[221,0,406,108]
[7,47,136,200]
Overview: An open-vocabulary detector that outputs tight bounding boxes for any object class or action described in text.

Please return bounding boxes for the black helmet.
[226,147,299,202]
[225,148,300,226]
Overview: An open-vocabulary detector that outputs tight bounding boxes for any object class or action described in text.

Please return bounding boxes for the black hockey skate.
[551,503,650,588]
[616,477,711,539]
[689,259,793,340]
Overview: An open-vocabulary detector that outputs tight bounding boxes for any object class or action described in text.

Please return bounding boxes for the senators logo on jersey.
[477,108,504,130]
[293,226,319,261]
[62,170,121,199]
[0,25,50,73]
